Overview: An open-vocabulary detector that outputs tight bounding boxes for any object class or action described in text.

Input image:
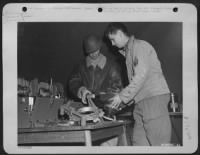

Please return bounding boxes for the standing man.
[68,34,123,146]
[104,22,172,146]
[69,34,122,106]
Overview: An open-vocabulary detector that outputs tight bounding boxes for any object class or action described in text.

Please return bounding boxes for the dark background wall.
[18,22,182,103]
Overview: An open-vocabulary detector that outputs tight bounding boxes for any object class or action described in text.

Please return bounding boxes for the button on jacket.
[119,36,170,103]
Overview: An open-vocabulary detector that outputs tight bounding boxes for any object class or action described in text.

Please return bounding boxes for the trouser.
[132,94,172,146]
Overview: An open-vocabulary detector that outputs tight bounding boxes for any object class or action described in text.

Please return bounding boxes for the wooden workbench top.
[18,120,131,133]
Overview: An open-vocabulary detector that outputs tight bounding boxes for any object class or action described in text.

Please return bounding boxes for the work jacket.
[69,54,123,104]
[119,35,170,103]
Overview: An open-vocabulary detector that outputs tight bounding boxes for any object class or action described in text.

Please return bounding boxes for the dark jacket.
[68,57,123,108]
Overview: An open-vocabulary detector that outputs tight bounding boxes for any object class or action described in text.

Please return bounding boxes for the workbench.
[18,121,131,146]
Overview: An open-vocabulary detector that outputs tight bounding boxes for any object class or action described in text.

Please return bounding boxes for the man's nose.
[111,41,115,46]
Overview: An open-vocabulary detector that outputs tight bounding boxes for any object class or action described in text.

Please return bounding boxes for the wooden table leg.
[84,130,92,146]
[117,125,128,146]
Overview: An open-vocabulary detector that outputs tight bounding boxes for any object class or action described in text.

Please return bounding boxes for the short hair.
[104,22,129,38]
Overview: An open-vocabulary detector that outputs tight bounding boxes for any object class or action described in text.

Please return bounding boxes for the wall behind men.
[18,22,182,103]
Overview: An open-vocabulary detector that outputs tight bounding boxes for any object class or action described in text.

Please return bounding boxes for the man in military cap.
[68,34,123,146]
[69,34,122,107]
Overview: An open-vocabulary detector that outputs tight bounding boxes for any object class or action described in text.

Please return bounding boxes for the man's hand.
[82,89,92,104]
[77,87,92,104]
[108,94,122,109]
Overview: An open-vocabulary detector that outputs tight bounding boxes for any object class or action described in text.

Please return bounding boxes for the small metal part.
[60,96,104,126]
[78,107,95,114]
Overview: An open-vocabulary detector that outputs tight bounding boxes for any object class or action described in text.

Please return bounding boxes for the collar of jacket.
[118,35,135,57]
[86,53,107,69]
[123,35,135,56]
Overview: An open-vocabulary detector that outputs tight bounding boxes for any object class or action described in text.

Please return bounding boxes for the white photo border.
[2,3,198,154]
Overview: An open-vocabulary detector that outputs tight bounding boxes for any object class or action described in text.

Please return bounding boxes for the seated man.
[68,34,123,146]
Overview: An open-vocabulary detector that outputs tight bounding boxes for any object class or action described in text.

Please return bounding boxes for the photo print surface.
[3,3,197,154]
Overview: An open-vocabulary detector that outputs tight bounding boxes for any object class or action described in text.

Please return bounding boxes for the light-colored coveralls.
[119,35,172,146]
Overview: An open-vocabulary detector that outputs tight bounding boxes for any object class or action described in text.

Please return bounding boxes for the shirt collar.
[124,35,135,52]
[86,53,107,69]
[118,35,135,57]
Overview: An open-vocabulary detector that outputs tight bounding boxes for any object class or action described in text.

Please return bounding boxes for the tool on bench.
[59,94,104,126]
[92,92,134,119]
